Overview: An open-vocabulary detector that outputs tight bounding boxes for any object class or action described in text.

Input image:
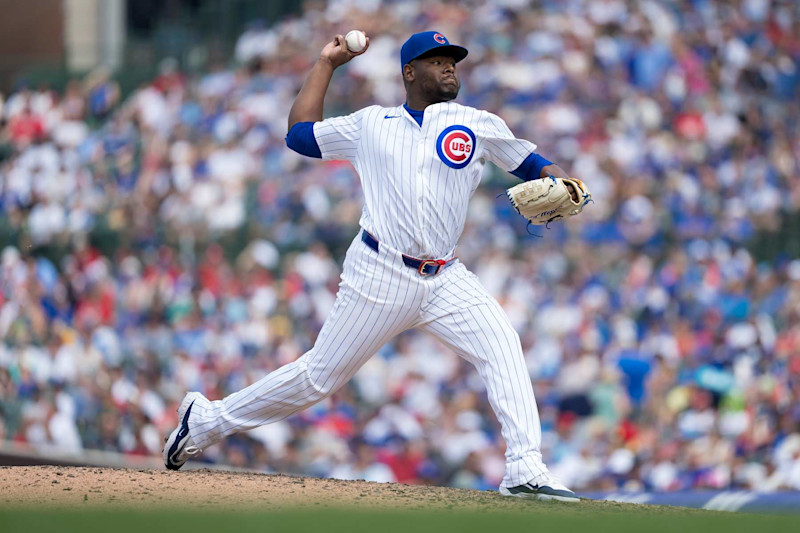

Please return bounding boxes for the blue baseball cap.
[400,31,468,69]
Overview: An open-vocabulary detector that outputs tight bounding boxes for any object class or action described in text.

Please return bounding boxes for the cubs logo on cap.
[436,125,476,169]
[400,31,469,69]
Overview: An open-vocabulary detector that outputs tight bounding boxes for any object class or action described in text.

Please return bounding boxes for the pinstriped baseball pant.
[188,231,546,488]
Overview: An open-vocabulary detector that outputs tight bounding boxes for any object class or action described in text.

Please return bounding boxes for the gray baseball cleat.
[499,470,579,502]
[163,392,203,470]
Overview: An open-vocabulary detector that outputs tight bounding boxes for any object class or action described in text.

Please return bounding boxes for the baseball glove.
[506,175,592,226]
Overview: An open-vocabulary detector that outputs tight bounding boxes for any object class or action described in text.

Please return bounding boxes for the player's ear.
[403,64,414,83]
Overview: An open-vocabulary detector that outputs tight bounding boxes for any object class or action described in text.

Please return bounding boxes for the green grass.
[0,507,797,533]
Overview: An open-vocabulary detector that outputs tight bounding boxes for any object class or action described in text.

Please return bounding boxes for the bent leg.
[419,265,545,488]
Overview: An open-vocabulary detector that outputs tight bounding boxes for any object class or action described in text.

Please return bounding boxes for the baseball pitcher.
[164,31,591,502]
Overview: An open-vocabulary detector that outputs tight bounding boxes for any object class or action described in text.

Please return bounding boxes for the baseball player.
[164,31,582,502]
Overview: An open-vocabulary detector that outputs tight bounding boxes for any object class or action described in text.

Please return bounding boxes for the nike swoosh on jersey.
[384,115,401,119]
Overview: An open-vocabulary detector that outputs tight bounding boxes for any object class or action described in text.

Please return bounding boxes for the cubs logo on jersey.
[436,125,476,169]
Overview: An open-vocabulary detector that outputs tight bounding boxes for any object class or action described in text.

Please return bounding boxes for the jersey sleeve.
[312,108,368,161]
[479,112,537,172]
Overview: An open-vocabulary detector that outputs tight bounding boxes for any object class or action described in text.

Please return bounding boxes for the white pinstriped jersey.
[313,101,537,258]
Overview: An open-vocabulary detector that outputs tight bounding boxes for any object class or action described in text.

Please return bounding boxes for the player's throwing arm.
[287,32,370,130]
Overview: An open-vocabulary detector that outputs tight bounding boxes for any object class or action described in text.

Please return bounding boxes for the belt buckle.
[418,259,446,276]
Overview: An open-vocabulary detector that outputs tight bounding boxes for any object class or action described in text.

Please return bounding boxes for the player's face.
[412,55,460,102]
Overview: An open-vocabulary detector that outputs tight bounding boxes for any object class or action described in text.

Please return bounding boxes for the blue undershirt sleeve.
[510,152,553,181]
[285,122,322,159]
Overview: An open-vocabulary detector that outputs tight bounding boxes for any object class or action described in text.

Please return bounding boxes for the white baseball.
[345,30,367,53]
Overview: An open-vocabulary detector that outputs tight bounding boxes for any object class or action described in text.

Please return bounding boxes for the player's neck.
[405,94,449,111]
[404,98,430,111]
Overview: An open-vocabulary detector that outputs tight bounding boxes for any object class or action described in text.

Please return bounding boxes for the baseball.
[345,30,367,53]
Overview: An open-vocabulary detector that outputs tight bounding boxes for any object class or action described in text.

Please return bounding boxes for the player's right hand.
[319,34,369,68]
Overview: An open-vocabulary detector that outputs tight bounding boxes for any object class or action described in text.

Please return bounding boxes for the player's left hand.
[507,175,592,226]
[320,34,370,69]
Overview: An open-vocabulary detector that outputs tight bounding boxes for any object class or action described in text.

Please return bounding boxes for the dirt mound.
[0,465,688,515]
[0,465,508,510]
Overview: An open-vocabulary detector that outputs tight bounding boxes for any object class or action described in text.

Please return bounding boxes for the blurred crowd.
[2,0,800,492]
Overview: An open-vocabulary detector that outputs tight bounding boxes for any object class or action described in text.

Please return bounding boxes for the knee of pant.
[497,322,521,346]
[475,324,522,362]
[499,326,524,355]
[302,359,337,400]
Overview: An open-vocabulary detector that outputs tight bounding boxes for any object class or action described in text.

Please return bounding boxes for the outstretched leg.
[172,235,424,455]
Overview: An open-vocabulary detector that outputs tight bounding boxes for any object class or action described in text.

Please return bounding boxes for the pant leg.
[188,234,424,450]
[417,263,546,488]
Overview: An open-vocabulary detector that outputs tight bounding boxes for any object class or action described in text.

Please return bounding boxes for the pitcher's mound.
[0,465,682,515]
